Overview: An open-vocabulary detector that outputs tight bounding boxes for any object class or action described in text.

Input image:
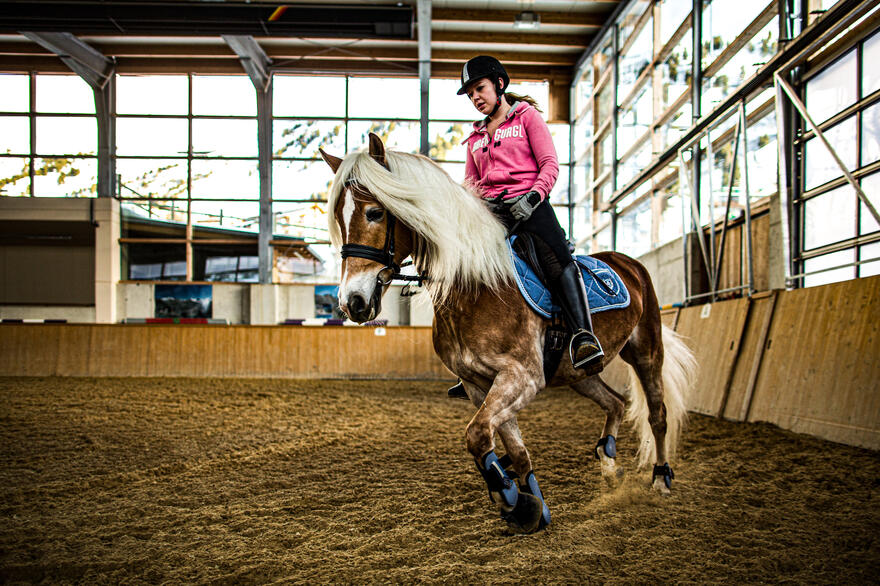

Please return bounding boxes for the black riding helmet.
[456,55,510,96]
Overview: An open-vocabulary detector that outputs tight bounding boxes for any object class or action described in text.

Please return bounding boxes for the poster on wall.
[155,284,213,318]
[314,285,344,319]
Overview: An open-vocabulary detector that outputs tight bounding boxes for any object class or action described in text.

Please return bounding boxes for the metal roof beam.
[222,35,271,92]
[21,31,112,89]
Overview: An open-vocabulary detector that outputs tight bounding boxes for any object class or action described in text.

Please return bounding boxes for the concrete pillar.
[93,197,120,323]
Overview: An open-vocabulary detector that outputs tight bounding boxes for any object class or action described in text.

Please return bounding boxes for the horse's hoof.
[652,463,674,494]
[501,491,546,534]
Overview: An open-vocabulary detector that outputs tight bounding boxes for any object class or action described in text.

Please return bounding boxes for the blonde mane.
[327,148,514,305]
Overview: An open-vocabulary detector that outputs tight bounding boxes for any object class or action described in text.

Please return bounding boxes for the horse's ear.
[368,132,389,170]
[318,148,343,174]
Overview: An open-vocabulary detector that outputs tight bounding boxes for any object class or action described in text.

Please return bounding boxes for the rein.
[340,178,428,287]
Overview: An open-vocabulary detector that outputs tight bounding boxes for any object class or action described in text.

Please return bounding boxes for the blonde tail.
[625,325,697,469]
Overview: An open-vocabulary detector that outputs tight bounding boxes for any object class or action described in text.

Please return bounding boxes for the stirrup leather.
[570,328,604,369]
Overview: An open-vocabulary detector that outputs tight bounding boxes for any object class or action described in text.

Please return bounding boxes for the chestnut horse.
[320,134,696,534]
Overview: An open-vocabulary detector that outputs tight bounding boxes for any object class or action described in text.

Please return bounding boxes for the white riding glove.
[509,190,542,221]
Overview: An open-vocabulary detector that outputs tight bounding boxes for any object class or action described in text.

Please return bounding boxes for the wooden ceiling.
[0,0,622,87]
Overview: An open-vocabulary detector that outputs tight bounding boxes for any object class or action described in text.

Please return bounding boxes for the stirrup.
[570,329,604,370]
[447,380,468,400]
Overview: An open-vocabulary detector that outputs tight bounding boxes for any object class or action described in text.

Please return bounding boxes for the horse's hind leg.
[620,332,673,493]
[570,376,625,483]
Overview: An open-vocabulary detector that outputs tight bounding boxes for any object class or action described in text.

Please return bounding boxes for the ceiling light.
[514,11,540,30]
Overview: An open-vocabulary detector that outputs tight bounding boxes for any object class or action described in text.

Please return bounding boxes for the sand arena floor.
[0,377,878,584]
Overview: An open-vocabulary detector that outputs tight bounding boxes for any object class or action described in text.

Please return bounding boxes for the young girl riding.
[448,56,604,398]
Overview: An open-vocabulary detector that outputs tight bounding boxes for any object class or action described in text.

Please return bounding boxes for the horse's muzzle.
[342,286,382,323]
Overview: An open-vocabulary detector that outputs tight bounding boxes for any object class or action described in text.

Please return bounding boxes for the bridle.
[339,178,427,287]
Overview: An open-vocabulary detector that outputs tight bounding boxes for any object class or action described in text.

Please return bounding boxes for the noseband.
[340,179,426,286]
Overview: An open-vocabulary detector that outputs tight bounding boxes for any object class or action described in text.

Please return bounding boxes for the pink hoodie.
[463,100,559,202]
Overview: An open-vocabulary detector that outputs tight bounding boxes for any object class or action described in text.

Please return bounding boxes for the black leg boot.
[556,262,604,373]
[447,379,468,400]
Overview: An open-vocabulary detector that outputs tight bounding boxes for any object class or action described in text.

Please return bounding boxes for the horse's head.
[320,133,413,323]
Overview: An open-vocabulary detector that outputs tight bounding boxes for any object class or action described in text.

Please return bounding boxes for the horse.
[319,133,697,534]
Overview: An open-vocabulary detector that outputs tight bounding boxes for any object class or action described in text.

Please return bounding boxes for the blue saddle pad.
[508,236,630,319]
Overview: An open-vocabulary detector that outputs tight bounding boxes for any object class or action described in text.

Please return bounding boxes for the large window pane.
[859,242,880,277]
[575,71,593,118]
[619,19,653,103]
[192,75,255,116]
[347,120,419,153]
[348,78,419,119]
[804,116,857,191]
[273,160,333,201]
[192,118,257,157]
[861,101,880,166]
[0,157,30,196]
[0,74,29,112]
[701,0,769,70]
[596,82,613,127]
[661,29,693,110]
[803,185,856,250]
[117,75,188,115]
[550,124,571,165]
[549,170,569,205]
[272,200,329,240]
[859,172,880,235]
[619,0,651,47]
[746,109,778,198]
[616,196,652,258]
[36,75,94,114]
[805,50,857,124]
[0,116,29,154]
[194,243,259,282]
[117,118,188,156]
[32,157,97,197]
[274,119,346,159]
[124,243,186,281]
[573,115,592,160]
[428,121,468,162]
[36,117,96,155]
[121,199,187,230]
[596,131,613,181]
[274,76,346,117]
[660,0,692,46]
[863,31,880,97]
[191,159,259,199]
[618,140,652,187]
[702,17,778,113]
[430,78,478,120]
[658,177,685,246]
[191,201,259,234]
[803,249,853,288]
[618,84,652,155]
[659,102,693,150]
[117,159,188,199]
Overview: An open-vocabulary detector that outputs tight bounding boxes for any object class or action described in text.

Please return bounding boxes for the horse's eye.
[365,207,385,223]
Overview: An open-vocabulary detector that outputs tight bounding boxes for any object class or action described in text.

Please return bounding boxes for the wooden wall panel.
[0,325,453,380]
[675,298,751,415]
[746,276,880,449]
[721,292,777,421]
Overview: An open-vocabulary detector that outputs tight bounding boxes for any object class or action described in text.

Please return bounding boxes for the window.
[0,74,98,197]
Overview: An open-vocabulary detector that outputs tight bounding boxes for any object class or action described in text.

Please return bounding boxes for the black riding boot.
[447,379,468,400]
[556,262,604,373]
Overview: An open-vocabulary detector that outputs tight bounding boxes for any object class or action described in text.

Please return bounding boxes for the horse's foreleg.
[465,368,546,533]
[497,418,552,529]
[570,376,626,484]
